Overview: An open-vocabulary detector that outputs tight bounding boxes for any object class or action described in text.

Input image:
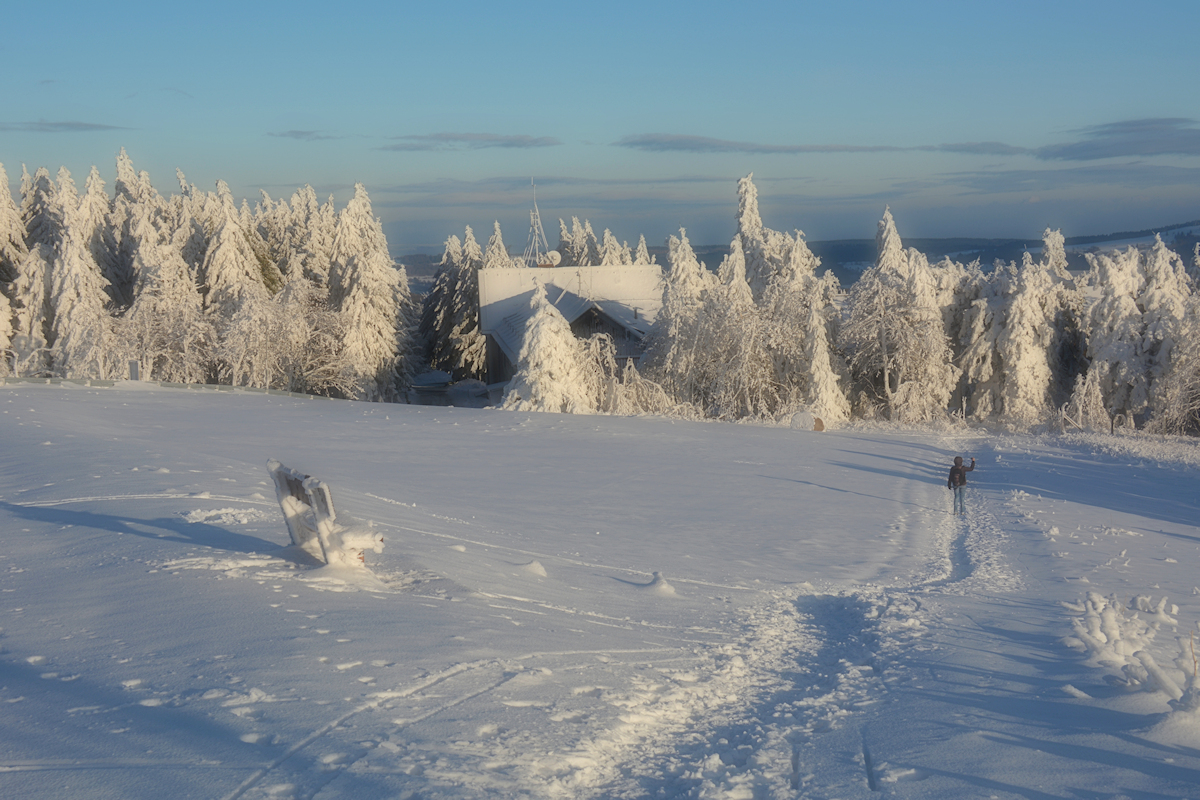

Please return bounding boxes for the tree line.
[3,154,1198,434]
[0,150,416,400]
[427,175,1200,435]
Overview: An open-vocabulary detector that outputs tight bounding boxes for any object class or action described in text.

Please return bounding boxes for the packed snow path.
[1,383,1200,798]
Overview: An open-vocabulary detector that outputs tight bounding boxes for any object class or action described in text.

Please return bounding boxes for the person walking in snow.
[948,456,975,516]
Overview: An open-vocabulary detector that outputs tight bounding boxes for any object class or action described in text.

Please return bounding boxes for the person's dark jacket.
[948,460,975,488]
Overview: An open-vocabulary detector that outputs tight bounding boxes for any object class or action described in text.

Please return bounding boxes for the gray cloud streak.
[268,130,340,141]
[0,120,127,133]
[381,132,561,151]
[617,119,1200,162]
[1036,118,1200,160]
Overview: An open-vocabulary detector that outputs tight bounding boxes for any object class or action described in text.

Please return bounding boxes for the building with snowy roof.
[477,265,663,385]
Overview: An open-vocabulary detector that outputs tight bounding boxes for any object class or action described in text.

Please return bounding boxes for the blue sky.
[3,0,1199,253]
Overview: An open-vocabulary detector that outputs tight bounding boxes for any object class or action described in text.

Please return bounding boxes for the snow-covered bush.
[1063,592,1188,698]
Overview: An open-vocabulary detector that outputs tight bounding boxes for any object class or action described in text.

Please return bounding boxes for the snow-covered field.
[2,382,1200,799]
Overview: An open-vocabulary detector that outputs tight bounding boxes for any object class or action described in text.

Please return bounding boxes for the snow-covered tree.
[691,236,776,419]
[76,165,122,305]
[1070,237,1192,430]
[284,186,336,286]
[202,206,270,322]
[0,163,29,283]
[9,244,53,369]
[840,208,957,421]
[0,290,12,376]
[502,282,598,414]
[482,221,514,270]
[328,183,410,401]
[22,168,60,250]
[47,224,115,378]
[633,234,653,266]
[1139,234,1193,421]
[419,234,463,370]
[996,253,1056,428]
[953,265,1007,419]
[735,173,803,302]
[1042,228,1071,280]
[118,211,214,384]
[599,229,625,265]
[1147,295,1200,435]
[643,229,711,405]
[556,217,600,267]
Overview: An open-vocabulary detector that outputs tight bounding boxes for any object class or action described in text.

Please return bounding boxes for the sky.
[3,0,1200,254]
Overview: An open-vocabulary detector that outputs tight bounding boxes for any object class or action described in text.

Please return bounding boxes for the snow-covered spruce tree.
[642,228,711,406]
[840,208,957,422]
[735,173,802,302]
[0,289,12,375]
[239,196,284,293]
[502,282,598,414]
[284,186,337,286]
[633,234,654,266]
[482,221,514,270]
[1078,235,1191,427]
[694,236,777,419]
[953,264,1008,420]
[996,252,1056,428]
[0,163,29,284]
[328,183,411,401]
[117,209,215,384]
[582,220,601,266]
[439,226,487,380]
[109,149,166,305]
[1042,228,1071,280]
[202,204,270,323]
[276,273,356,396]
[78,165,120,305]
[557,217,586,267]
[1139,234,1193,422]
[555,217,601,267]
[1146,294,1200,435]
[47,222,117,379]
[599,229,625,265]
[9,244,53,373]
[797,282,851,424]
[22,167,60,250]
[418,233,463,371]
[758,229,849,424]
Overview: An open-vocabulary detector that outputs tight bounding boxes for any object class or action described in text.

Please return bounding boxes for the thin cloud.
[919,142,1032,156]
[618,123,1200,161]
[0,120,127,133]
[940,162,1200,194]
[1035,118,1200,160]
[381,132,561,152]
[618,133,1038,157]
[616,134,906,155]
[268,130,341,141]
[373,174,738,194]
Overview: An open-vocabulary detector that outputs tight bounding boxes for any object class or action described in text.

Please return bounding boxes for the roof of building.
[478,265,664,364]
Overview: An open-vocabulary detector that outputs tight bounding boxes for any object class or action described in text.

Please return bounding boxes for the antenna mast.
[522,179,558,267]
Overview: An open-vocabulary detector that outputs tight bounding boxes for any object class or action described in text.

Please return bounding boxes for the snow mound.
[646,571,676,596]
[520,559,547,577]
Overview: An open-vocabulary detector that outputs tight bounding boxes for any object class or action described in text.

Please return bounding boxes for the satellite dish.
[544,250,562,266]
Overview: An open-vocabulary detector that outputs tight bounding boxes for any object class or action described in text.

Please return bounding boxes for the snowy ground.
[2,382,1200,799]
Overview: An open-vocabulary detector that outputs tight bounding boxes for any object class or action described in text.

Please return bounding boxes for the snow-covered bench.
[266,459,383,566]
